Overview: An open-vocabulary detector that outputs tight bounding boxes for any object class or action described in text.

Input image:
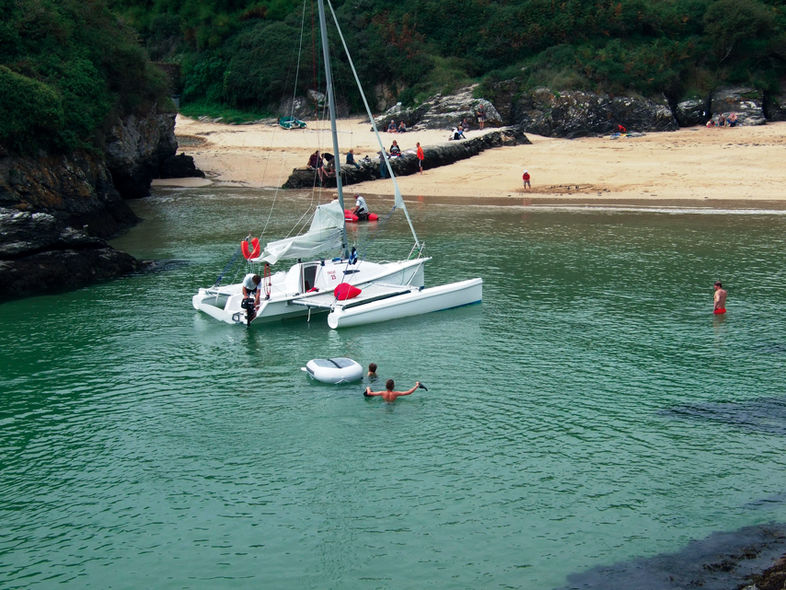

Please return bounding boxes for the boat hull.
[327,278,482,329]
[192,257,428,326]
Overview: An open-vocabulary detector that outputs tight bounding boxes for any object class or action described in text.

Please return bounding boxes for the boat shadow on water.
[661,395,786,437]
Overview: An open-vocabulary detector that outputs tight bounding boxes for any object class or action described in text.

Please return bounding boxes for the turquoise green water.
[2,189,786,589]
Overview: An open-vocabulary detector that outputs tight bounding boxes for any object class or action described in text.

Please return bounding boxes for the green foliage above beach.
[0,0,169,154]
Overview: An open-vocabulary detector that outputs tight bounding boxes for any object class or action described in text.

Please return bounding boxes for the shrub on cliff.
[0,0,169,155]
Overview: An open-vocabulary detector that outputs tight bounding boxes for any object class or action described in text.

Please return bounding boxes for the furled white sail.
[254,200,345,265]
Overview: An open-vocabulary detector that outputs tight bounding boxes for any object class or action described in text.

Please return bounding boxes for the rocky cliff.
[0,103,199,302]
[374,84,785,137]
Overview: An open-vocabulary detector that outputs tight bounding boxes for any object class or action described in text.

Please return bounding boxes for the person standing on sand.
[522,169,531,190]
[416,142,424,173]
[713,281,727,314]
[365,379,421,402]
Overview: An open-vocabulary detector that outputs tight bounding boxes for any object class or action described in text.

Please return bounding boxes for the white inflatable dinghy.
[302,357,363,384]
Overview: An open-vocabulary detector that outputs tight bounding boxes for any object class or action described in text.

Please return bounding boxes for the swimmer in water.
[713,281,727,314]
[365,379,421,402]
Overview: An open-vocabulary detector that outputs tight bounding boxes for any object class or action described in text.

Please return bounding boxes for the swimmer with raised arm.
[365,379,420,402]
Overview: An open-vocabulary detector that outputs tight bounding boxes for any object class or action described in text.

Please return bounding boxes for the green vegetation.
[2,0,784,154]
[0,0,170,155]
[106,0,785,116]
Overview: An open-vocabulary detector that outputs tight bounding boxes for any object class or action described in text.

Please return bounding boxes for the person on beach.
[476,104,486,129]
[522,169,531,190]
[378,150,389,178]
[365,379,421,402]
[713,281,727,314]
[352,194,369,220]
[398,121,407,133]
[416,142,424,173]
[367,363,378,380]
[242,273,262,308]
[387,119,397,133]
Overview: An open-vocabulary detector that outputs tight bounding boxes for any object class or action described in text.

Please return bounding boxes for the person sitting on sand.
[387,119,397,133]
[397,121,407,133]
[365,379,421,402]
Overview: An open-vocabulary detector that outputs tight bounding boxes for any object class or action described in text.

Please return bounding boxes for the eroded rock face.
[768,93,786,122]
[0,208,141,302]
[0,103,184,302]
[105,107,178,199]
[710,87,766,125]
[674,97,709,127]
[512,89,678,137]
[0,151,137,238]
[374,85,503,131]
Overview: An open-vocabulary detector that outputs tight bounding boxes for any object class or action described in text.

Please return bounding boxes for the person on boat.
[367,363,378,380]
[242,273,262,308]
[352,194,369,220]
[365,379,421,402]
[389,140,401,157]
[713,281,727,314]
[346,148,360,169]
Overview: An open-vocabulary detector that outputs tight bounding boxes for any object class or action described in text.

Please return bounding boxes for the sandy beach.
[161,115,786,209]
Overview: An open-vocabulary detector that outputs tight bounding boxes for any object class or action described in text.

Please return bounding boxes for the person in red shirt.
[522,169,531,190]
[416,142,424,173]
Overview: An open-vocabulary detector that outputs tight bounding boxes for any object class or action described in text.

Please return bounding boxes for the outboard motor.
[241,297,256,324]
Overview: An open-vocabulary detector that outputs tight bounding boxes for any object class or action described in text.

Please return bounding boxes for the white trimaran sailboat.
[192,0,482,328]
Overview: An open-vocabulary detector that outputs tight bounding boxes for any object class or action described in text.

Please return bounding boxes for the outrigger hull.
[326,278,482,329]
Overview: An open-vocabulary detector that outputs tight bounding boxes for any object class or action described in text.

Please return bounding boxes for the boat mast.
[325,0,421,252]
[317,0,349,259]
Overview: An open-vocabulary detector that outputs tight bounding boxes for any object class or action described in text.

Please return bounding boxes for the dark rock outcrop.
[674,97,710,127]
[768,92,786,122]
[373,85,503,131]
[0,151,137,239]
[0,208,142,301]
[0,102,188,302]
[105,107,179,199]
[158,153,205,179]
[710,86,766,126]
[283,127,529,189]
[511,88,678,137]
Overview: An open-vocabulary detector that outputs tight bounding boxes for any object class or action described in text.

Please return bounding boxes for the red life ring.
[242,238,261,259]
